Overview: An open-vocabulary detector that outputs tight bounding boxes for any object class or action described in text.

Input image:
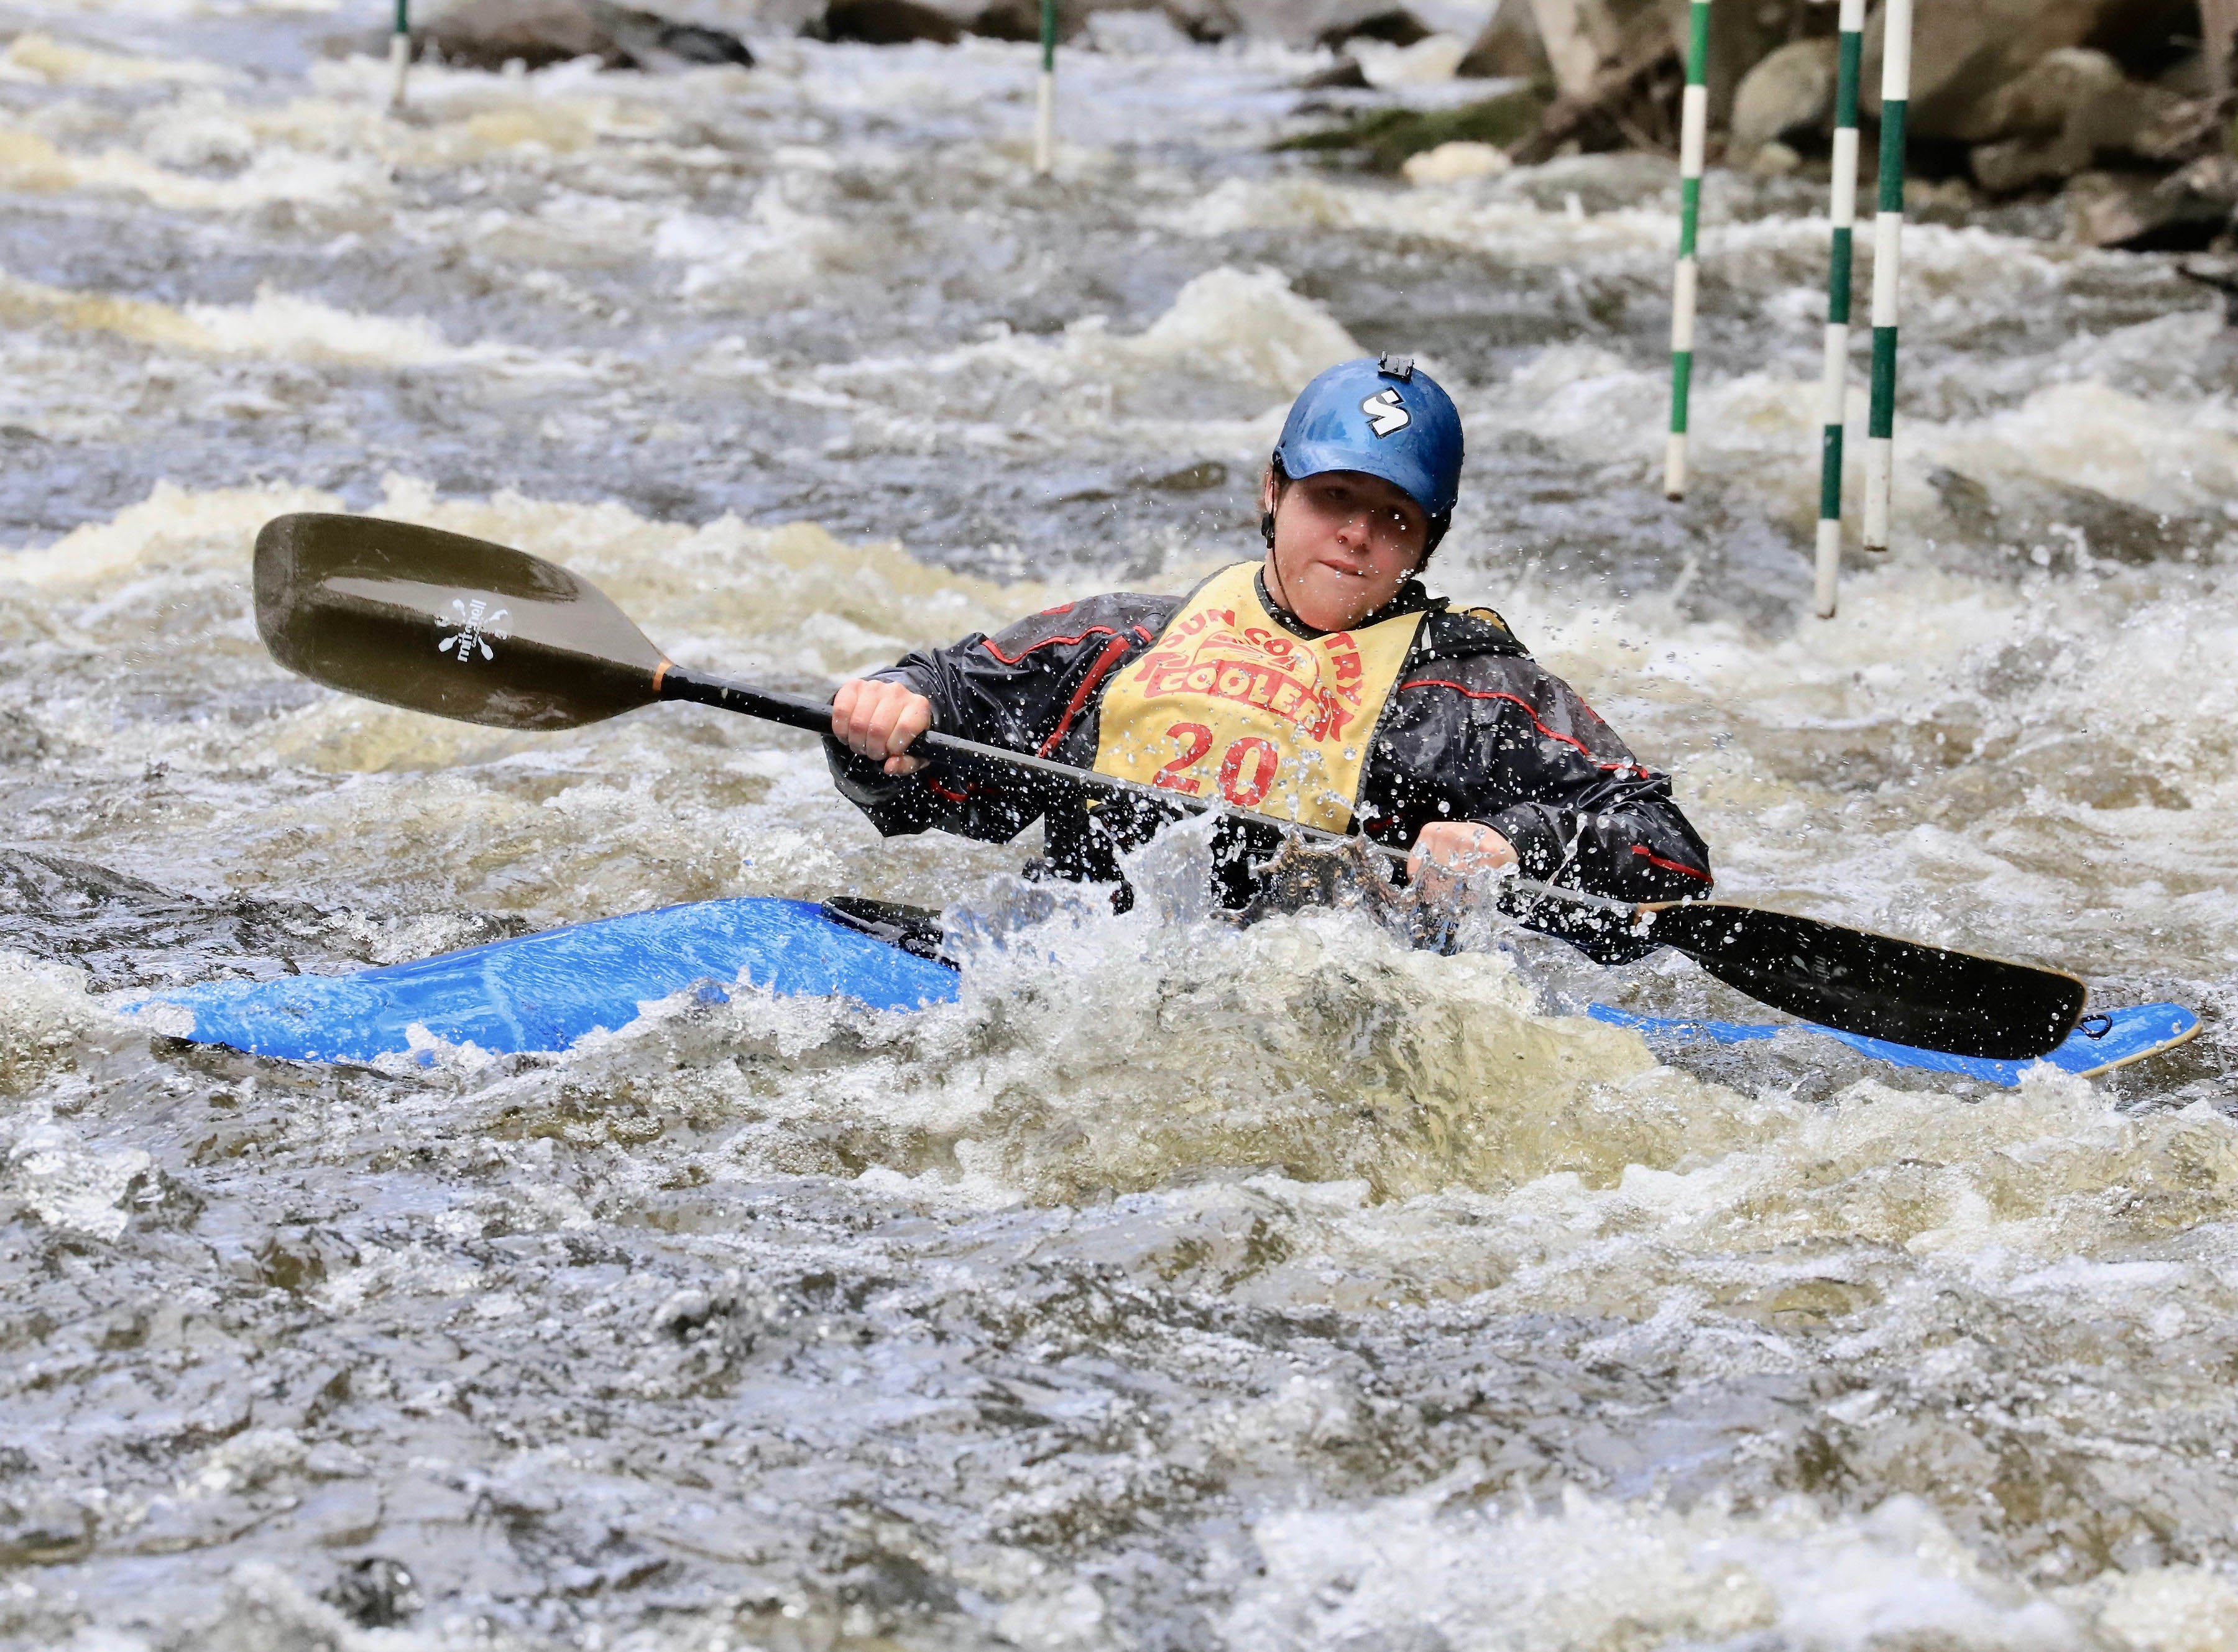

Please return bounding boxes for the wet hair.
[1260,457,1448,566]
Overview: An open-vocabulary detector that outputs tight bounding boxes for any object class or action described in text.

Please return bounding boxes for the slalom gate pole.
[1862,0,1911,552]
[389,0,410,109]
[1812,0,1865,618]
[1033,0,1057,176]
[1664,0,1711,501]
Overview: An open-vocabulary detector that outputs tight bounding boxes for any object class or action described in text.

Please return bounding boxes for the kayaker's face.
[1261,467,1428,631]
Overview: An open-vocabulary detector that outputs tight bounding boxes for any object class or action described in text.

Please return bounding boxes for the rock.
[420,0,752,70]
[1748,138,1801,176]
[816,0,962,44]
[2063,167,2229,249]
[1297,55,1371,88]
[1401,138,1512,182]
[1357,31,1468,86]
[1223,0,1428,49]
[422,0,627,68]
[1154,0,1241,41]
[1317,8,1430,50]
[969,0,1042,39]
[1457,0,1550,80]
[1729,37,1837,160]
[1863,0,2135,140]
[1966,48,2190,191]
[595,2,756,64]
[325,1559,422,1630]
[1278,83,1548,170]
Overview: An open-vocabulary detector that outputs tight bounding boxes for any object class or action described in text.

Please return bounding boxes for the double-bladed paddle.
[252,512,2088,1060]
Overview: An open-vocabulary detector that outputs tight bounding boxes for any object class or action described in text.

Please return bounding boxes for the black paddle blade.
[254,513,666,732]
[1651,902,2086,1060]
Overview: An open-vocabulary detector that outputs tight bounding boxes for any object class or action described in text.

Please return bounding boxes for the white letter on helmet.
[1361,388,1411,438]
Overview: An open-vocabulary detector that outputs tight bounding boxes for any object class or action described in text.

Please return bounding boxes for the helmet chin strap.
[1261,490,1313,625]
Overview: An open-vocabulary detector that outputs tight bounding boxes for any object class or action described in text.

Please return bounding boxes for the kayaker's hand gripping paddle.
[252,512,2087,1061]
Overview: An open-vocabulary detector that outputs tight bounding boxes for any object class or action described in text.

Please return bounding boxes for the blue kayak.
[1588,1001,2198,1087]
[134,896,2197,1086]
[136,899,959,1066]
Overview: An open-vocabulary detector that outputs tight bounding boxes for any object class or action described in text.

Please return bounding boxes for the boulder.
[593,2,756,64]
[1356,32,1469,85]
[1317,9,1431,50]
[2063,167,2229,249]
[969,0,1042,39]
[1861,0,2135,139]
[1728,37,1837,160]
[1401,138,1511,181]
[420,0,752,70]
[1222,0,1428,49]
[816,0,962,43]
[1962,48,2199,192]
[1457,0,1550,80]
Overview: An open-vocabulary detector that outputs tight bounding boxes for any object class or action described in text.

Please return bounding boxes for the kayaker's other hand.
[832,677,934,775]
[1407,820,1517,898]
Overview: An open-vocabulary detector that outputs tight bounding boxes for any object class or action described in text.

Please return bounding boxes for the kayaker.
[824,354,1711,957]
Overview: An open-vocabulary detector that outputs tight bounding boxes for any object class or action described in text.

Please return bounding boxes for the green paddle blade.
[254,513,667,731]
[1651,902,2086,1060]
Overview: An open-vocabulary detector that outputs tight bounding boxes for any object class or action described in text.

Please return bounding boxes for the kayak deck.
[1588,1001,2199,1087]
[134,898,959,1065]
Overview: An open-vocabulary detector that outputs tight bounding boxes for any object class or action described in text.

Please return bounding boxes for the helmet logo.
[1360,388,1411,438]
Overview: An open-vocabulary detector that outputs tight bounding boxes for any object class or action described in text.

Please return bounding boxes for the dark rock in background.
[418,0,752,69]
[814,0,963,45]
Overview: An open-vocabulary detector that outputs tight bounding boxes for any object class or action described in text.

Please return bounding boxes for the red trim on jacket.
[924,774,977,805]
[1396,679,1636,774]
[1631,844,1712,882]
[983,625,1121,666]
[1039,635,1136,758]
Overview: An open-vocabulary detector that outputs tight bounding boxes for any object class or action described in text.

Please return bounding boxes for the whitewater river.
[7,3,2238,1647]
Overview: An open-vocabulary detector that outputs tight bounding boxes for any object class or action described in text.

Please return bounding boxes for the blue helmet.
[1273,354,1464,527]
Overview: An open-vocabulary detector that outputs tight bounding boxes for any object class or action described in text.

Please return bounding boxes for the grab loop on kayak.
[2078,1013,2114,1040]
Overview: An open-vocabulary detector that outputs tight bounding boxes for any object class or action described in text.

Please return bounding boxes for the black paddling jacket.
[825,573,1712,957]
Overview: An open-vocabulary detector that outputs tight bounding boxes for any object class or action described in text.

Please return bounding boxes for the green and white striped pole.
[1033,0,1057,177]
[1862,0,1911,552]
[1812,0,1865,617]
[1664,0,1711,501]
[389,0,410,109]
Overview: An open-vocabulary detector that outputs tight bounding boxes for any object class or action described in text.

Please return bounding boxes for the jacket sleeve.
[823,595,1167,845]
[1366,653,1714,906]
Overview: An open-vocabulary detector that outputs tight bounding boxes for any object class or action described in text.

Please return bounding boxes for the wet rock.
[1402,138,1512,183]
[969,0,1043,40]
[1864,0,2170,151]
[1141,459,1228,491]
[326,1558,422,1628]
[815,0,963,44]
[1729,38,1837,162]
[0,709,45,765]
[0,1490,94,1565]
[1457,0,1550,80]
[1297,55,1371,89]
[1277,85,1548,171]
[1317,8,1430,52]
[1223,0,1426,50]
[421,0,753,70]
[2064,167,2229,250]
[1964,48,2194,192]
[253,1225,359,1295]
[1927,464,2219,572]
[596,5,757,64]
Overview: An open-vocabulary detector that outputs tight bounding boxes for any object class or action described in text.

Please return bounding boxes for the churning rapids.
[6,3,2238,1648]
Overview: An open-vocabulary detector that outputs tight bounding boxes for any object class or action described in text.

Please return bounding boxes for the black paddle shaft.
[252,512,2089,1060]
[656,667,2084,1060]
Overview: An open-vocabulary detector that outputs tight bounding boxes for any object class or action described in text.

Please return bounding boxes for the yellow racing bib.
[1092,562,1426,832]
